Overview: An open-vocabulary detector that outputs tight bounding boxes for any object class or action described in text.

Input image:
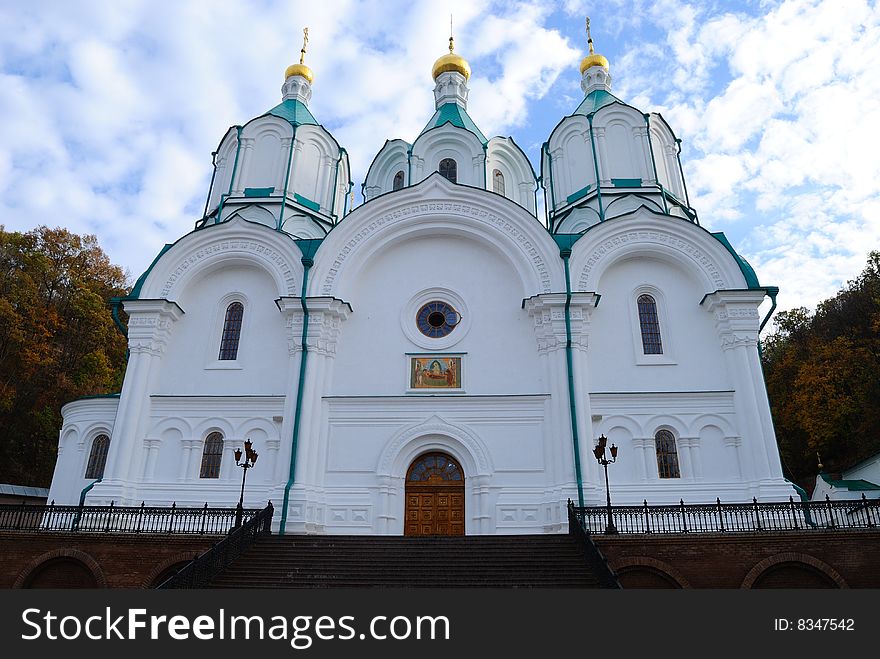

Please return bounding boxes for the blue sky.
[1,0,878,321]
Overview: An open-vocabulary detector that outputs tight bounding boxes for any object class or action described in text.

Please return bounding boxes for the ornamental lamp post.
[593,434,618,534]
[233,439,258,529]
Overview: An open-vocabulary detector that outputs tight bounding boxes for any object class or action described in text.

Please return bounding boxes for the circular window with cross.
[416,300,461,338]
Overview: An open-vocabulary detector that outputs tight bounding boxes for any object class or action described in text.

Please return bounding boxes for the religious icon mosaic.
[409,355,462,389]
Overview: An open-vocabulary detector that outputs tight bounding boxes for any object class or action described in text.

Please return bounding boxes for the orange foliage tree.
[762,251,880,488]
[0,226,128,487]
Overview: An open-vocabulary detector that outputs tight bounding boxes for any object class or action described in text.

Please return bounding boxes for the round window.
[416,301,460,338]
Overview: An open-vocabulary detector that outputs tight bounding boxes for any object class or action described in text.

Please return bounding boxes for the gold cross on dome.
[300,27,309,64]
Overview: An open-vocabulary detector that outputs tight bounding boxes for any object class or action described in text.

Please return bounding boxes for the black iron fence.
[158,502,274,588]
[566,501,620,588]
[0,501,261,535]
[572,494,880,535]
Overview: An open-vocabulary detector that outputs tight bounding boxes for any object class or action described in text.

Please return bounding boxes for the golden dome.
[432,36,471,80]
[580,52,609,74]
[285,62,314,83]
[285,27,313,83]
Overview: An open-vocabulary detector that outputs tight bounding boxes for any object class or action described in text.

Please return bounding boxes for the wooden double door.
[404,452,465,536]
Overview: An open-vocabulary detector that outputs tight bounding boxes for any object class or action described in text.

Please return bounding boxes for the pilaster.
[103,299,184,498]
[702,290,783,481]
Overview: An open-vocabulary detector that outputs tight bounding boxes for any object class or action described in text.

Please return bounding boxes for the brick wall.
[593,530,880,588]
[4,530,878,588]
[0,532,218,588]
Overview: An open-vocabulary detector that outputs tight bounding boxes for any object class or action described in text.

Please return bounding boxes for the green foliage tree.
[0,226,128,487]
[763,251,880,489]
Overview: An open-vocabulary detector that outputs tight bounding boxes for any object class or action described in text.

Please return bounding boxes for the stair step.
[205,534,606,588]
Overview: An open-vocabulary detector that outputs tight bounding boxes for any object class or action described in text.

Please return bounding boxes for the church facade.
[47,29,794,535]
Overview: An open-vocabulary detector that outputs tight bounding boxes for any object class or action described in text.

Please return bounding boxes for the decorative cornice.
[276,296,352,357]
[702,290,765,351]
[523,292,599,354]
[123,299,184,357]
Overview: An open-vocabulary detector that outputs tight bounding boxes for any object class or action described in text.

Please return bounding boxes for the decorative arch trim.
[314,174,561,298]
[689,414,736,437]
[572,214,746,292]
[596,414,642,439]
[740,553,849,589]
[607,556,692,588]
[377,415,493,478]
[13,549,108,588]
[142,553,201,588]
[137,217,303,301]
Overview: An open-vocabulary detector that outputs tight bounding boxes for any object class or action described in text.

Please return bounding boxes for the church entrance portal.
[404,452,465,536]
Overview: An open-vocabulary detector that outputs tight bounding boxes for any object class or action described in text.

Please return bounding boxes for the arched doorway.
[405,451,465,536]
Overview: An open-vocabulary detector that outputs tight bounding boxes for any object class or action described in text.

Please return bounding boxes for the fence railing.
[567,501,620,588]
[571,494,879,535]
[158,502,274,588]
[0,501,260,535]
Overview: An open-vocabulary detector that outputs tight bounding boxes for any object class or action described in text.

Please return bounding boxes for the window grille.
[493,169,505,195]
[393,170,405,191]
[637,294,663,354]
[85,434,110,479]
[439,158,457,183]
[200,432,224,479]
[655,429,681,478]
[218,301,244,360]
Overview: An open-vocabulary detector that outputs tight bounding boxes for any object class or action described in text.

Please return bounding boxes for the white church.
[47,26,795,535]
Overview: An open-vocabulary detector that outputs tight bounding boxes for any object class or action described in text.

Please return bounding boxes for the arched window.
[218,301,244,360]
[439,158,457,184]
[84,434,110,479]
[392,170,405,191]
[493,169,505,195]
[200,432,224,479]
[655,429,680,479]
[637,294,663,354]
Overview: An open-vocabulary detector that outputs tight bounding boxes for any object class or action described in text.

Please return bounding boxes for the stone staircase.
[208,534,609,588]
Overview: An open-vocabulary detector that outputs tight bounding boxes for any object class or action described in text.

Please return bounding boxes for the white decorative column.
[665,144,682,197]
[677,437,694,480]
[317,154,334,211]
[593,126,610,185]
[265,438,281,483]
[524,292,600,507]
[411,155,425,182]
[141,438,162,480]
[682,437,703,481]
[631,437,651,481]
[377,475,396,535]
[471,475,492,534]
[179,439,200,482]
[550,147,567,210]
[232,137,255,196]
[101,299,184,503]
[471,153,485,188]
[702,290,786,492]
[276,296,351,532]
[723,435,744,480]
[633,125,654,183]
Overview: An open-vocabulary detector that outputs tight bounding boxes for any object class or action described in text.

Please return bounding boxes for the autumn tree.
[0,226,128,487]
[763,251,880,489]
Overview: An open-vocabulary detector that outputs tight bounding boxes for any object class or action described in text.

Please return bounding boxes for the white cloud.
[1,0,878,318]
[612,0,880,312]
[0,0,578,279]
